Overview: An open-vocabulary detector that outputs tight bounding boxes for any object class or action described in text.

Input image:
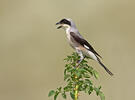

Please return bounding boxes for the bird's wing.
[70,32,102,58]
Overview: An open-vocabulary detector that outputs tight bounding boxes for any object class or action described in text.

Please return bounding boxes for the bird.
[56,18,113,76]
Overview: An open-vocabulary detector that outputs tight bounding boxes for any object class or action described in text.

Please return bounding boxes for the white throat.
[65,26,71,33]
[63,25,71,41]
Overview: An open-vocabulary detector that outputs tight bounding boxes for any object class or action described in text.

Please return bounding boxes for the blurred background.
[0,0,135,100]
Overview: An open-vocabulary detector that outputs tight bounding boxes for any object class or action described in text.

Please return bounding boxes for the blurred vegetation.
[48,52,105,100]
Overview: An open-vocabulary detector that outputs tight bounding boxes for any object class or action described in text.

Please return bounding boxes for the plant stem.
[74,84,78,100]
[74,67,79,100]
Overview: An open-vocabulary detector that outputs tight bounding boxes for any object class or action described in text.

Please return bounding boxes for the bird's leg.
[76,56,87,67]
[76,50,84,67]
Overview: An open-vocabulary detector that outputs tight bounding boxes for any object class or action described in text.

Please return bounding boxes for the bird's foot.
[75,60,82,67]
[75,56,86,67]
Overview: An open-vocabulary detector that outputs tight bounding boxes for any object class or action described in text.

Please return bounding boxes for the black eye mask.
[60,19,71,26]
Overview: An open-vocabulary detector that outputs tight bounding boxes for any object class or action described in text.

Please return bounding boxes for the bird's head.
[56,18,75,30]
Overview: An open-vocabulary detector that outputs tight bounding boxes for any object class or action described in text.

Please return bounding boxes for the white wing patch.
[84,45,89,49]
[88,51,98,61]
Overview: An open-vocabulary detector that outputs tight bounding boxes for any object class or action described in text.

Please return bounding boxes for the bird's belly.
[66,33,77,49]
[81,49,90,57]
[67,39,76,49]
[82,50,97,61]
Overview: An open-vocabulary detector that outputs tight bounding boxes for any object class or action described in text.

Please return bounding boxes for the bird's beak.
[56,22,62,29]
[56,22,60,25]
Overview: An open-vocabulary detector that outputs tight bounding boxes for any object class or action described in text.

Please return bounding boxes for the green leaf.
[94,87,100,96]
[67,78,71,82]
[62,92,67,99]
[70,92,75,100]
[81,59,88,64]
[76,71,81,78]
[48,90,55,97]
[64,74,70,81]
[89,86,94,91]
[94,86,102,96]
[66,66,72,72]
[54,91,59,100]
[88,90,92,95]
[68,67,75,72]
[84,74,90,78]
[64,69,67,76]
[85,79,93,85]
[54,94,58,100]
[78,68,87,73]
[64,85,72,92]
[98,86,102,90]
[99,91,105,100]
[93,70,99,79]
[57,87,62,92]
[78,80,84,85]
[84,84,89,93]
[88,86,94,95]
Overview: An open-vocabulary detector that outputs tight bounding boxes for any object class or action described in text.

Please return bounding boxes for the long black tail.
[97,57,113,76]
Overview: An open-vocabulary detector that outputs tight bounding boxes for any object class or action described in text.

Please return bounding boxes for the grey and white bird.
[56,18,113,76]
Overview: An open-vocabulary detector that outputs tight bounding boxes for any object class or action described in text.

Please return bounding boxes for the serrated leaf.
[48,90,55,97]
[62,92,67,99]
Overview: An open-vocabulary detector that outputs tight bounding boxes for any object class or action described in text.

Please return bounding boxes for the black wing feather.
[70,32,102,58]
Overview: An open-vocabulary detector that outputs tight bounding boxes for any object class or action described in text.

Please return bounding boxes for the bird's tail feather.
[97,57,113,76]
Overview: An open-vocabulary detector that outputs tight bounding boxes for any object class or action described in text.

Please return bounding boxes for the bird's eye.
[60,19,66,23]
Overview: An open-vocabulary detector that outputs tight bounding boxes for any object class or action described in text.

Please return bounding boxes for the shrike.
[56,18,113,76]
